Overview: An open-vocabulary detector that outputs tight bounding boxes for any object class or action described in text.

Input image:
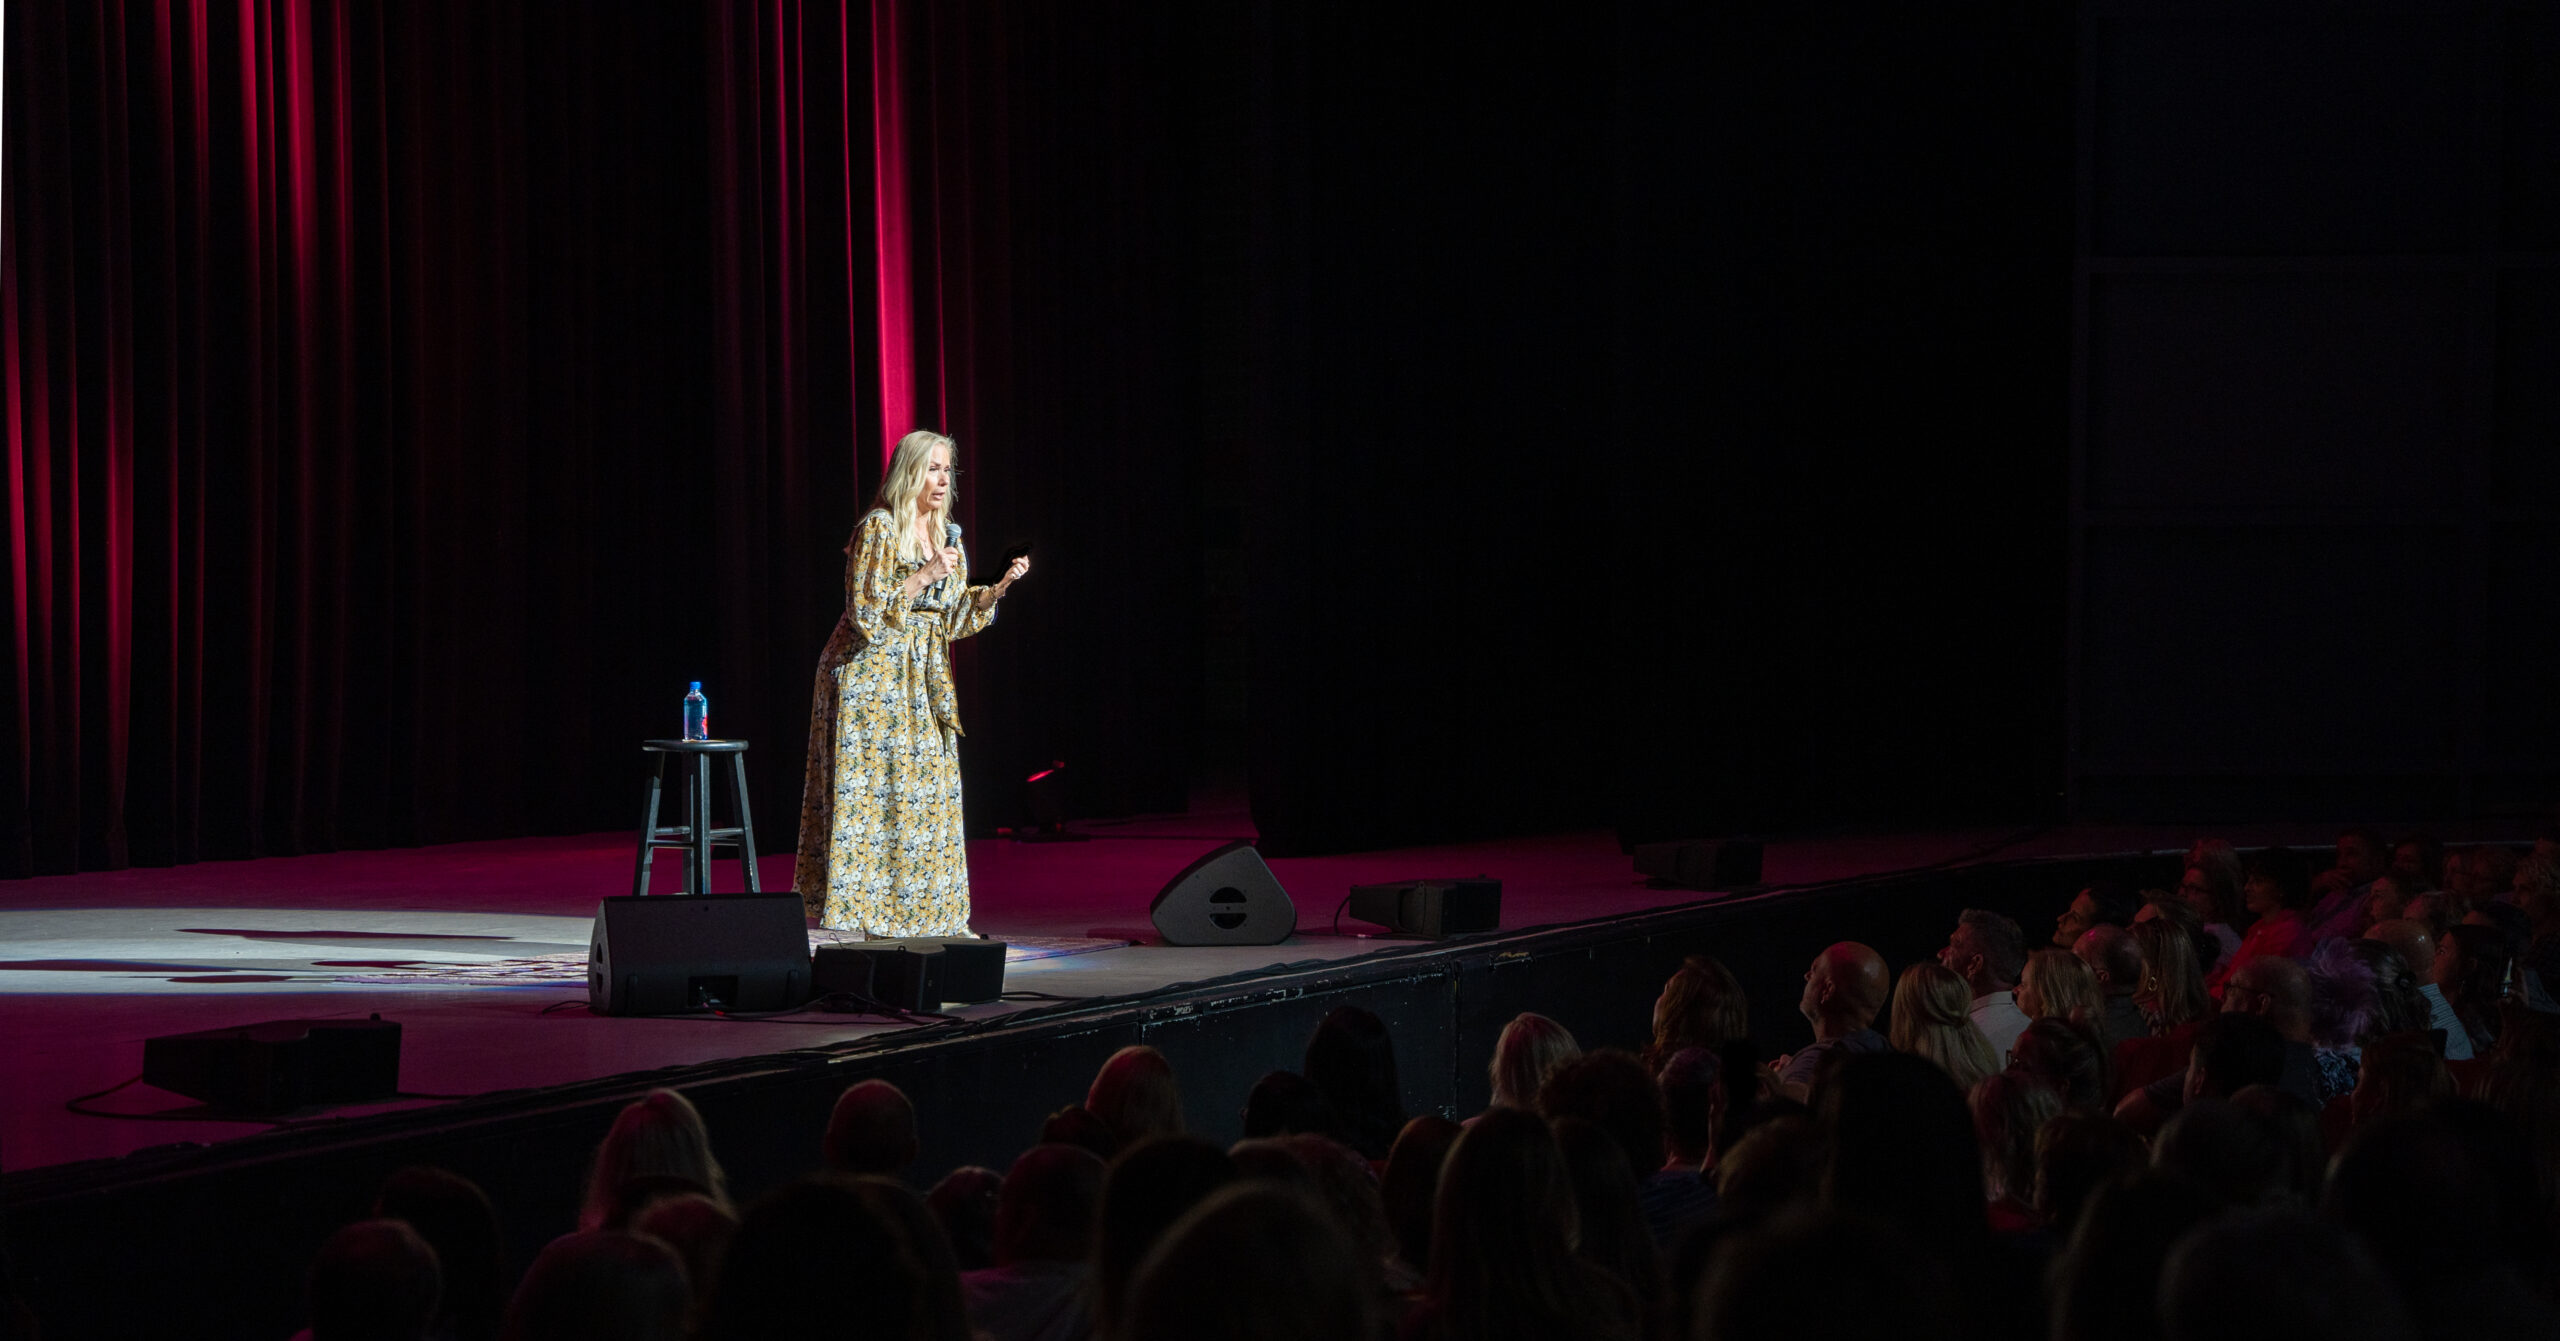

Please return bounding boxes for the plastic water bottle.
[683,682,709,741]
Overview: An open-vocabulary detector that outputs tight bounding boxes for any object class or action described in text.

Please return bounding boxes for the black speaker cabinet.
[1150,840,1296,946]
[1347,877,1502,938]
[142,1016,402,1114]
[588,894,810,1016]
[811,938,1008,1009]
[1632,839,1764,890]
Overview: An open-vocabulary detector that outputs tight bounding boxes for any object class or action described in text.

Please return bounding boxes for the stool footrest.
[647,829,751,844]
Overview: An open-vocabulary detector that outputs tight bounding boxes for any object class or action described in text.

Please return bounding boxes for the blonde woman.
[578,1088,727,1232]
[2017,948,2101,1026]
[795,430,1031,935]
[1487,1013,1582,1112]
[1887,963,1999,1093]
[2129,916,2208,1034]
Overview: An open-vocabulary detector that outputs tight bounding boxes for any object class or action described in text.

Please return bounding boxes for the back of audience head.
[1713,1112,1821,1229]
[1489,1012,1583,1111]
[2437,922,2516,1044]
[2326,1100,2551,1304]
[1550,1116,1662,1315]
[1800,941,1890,1035]
[822,1078,919,1178]
[2046,1172,2219,1341]
[2479,1009,2560,1206]
[309,1219,441,1341]
[1304,1005,1405,1160]
[1426,1105,1630,1341]
[2227,1085,2323,1205]
[2153,1098,2289,1208]
[2179,844,2244,927]
[498,1231,687,1341]
[2012,1016,2111,1112]
[923,1165,1002,1271]
[2391,834,2445,891]
[1381,1114,1462,1274]
[849,1178,973,1341]
[696,1178,931,1341]
[1092,1136,1238,1336]
[580,1089,725,1233]
[1039,1103,1120,1161]
[1239,1069,1336,1139]
[1941,908,2027,994]
[2363,918,2436,983]
[1970,1069,2061,1210]
[2076,923,2145,1000]
[1087,1045,1185,1149]
[2243,846,2313,915]
[2130,917,2209,1029]
[1276,1133,1397,1282]
[2157,1207,2414,1341]
[1658,1046,1723,1166]
[1537,1048,1666,1180]
[995,1143,1104,1266]
[2348,938,2431,1037]
[1651,954,1749,1066]
[2461,844,2521,905]
[629,1194,732,1328]
[2020,948,2102,1025]
[2057,882,2138,948]
[1890,962,1999,1093]
[1693,1210,1954,1341]
[2034,1112,2149,1235]
[2518,854,2560,929]
[1118,1183,1374,1341]
[2306,939,2384,1049]
[2351,1033,2450,1129]
[1821,1052,1987,1249]
[2184,1012,2285,1102]
[372,1166,504,1341]
[2222,956,2313,1040]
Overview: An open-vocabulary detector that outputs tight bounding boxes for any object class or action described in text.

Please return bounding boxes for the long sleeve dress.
[794,508,1000,934]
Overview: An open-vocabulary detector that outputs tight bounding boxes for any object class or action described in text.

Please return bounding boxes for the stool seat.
[632,739,761,896]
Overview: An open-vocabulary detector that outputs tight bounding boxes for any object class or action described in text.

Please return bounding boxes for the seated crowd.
[282,827,2560,1341]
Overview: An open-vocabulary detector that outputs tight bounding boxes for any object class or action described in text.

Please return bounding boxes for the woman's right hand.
[917,546,958,584]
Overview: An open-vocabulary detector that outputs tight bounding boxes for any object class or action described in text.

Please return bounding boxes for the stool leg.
[692,753,714,895]
[634,757,667,898]
[728,751,761,894]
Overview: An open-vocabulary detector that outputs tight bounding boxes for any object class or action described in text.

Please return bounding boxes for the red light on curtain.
[868,0,915,471]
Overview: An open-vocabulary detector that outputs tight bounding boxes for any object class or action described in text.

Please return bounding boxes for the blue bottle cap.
[689,681,701,692]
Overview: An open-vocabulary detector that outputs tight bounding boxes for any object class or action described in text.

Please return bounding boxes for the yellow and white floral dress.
[794,508,999,934]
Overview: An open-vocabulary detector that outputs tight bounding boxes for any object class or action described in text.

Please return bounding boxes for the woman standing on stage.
[795,430,1030,935]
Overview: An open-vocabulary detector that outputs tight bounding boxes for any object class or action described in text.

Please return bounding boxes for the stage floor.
[0,810,2464,1173]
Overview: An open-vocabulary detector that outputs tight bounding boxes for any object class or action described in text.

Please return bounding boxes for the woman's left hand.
[1000,555,1031,588]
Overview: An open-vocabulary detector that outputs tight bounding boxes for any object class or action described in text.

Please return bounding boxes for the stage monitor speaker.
[1632,839,1764,890]
[588,894,810,1016]
[142,1015,402,1114]
[811,938,1008,1009]
[1347,877,1502,939]
[1150,840,1296,946]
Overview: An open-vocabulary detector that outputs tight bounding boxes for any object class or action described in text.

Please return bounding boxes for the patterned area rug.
[332,933,1130,987]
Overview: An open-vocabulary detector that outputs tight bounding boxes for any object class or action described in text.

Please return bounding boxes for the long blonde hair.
[876,429,957,561]
[579,1088,727,1231]
[1888,962,1999,1093]
[2019,948,2101,1025]
[1488,1013,1582,1111]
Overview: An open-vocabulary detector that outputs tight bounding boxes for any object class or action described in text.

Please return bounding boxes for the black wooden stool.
[634,739,761,897]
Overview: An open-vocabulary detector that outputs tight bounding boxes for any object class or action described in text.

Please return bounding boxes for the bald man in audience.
[2365,918,2472,1060]
[1776,943,1890,1100]
[2116,956,2323,1133]
[2073,924,2151,1049]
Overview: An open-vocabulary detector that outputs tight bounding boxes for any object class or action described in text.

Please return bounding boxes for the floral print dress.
[794,509,998,934]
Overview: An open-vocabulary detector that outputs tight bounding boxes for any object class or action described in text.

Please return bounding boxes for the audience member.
[2116,1009,2300,1136]
[822,1078,920,1179]
[2178,844,2247,957]
[1711,1113,1821,1231]
[1647,954,1749,1067]
[2517,855,2560,1003]
[2227,1084,2323,1204]
[1090,1137,1237,1338]
[851,1178,976,1341]
[1239,1070,1336,1139]
[1549,1117,1663,1330]
[595,1174,715,1235]
[2305,940,2383,1103]
[2044,1172,2219,1341]
[2156,1207,2414,1341]
[1269,1133,1400,1299]
[2365,919,2473,1060]
[1410,1106,1639,1341]
[2349,1033,2451,1130]
[2437,922,2515,1052]
[1117,1184,1375,1341]
[1778,942,1890,1099]
[578,1090,727,1233]
[2454,844,2521,918]
[629,1194,732,1330]
[1379,1115,1462,1283]
[2076,925,2152,1048]
[1086,1046,1184,1150]
[2153,1098,2290,1208]
[1941,909,2032,1059]
[2210,846,2311,992]
[2390,834,2446,894]
[498,1231,687,1341]
[1486,1012,1581,1114]
[2129,916,2210,1035]
[2012,1017,2112,1113]
[1038,1104,1120,1161]
[1304,1006,1406,1161]
[2032,1112,2148,1238]
[1693,1211,1955,1341]
[2361,872,2414,932]
[2020,947,2101,1026]
[925,1165,1004,1272]
[2326,1103,2560,1341]
[2303,827,2392,945]
[2477,1008,2560,1207]
[1657,1046,1723,1174]
[1538,1048,1707,1248]
[1888,962,2000,1095]
[1969,1070,2061,1230]
[371,1166,506,1341]
[961,1144,1104,1341]
[2054,883,2137,949]
[1822,1052,1987,1253]
[307,1219,441,1341]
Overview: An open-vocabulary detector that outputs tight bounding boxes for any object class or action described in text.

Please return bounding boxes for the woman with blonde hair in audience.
[1969,1070,2061,1232]
[2016,948,2101,1027]
[579,1088,728,1232]
[2129,916,2209,1035]
[1887,962,1999,1094]
[1645,953,1749,1068]
[1485,1012,1581,1113]
[1087,1045,1185,1148]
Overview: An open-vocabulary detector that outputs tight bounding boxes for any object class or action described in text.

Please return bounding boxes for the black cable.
[63,1075,286,1126]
